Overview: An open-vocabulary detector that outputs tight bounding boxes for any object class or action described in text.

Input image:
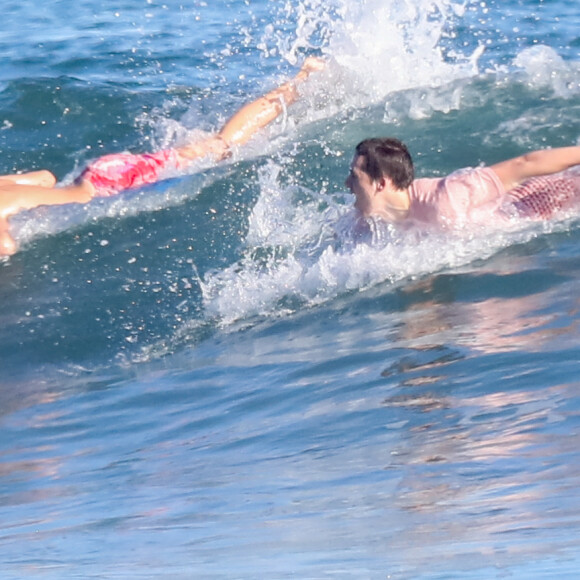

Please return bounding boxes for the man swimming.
[345,137,580,236]
[0,57,325,256]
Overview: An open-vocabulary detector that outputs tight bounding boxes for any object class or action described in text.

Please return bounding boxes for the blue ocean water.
[1,0,580,578]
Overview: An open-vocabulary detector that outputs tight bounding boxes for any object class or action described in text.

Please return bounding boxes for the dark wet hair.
[355,137,414,189]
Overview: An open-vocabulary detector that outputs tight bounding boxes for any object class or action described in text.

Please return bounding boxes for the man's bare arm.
[491,146,580,191]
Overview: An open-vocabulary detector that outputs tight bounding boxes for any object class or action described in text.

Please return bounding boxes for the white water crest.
[513,45,580,98]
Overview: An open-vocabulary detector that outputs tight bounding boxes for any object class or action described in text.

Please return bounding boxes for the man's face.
[345,154,377,215]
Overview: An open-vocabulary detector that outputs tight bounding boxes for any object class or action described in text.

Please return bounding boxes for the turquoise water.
[1,0,580,578]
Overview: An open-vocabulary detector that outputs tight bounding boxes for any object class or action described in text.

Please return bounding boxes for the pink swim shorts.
[507,172,580,219]
[79,149,182,197]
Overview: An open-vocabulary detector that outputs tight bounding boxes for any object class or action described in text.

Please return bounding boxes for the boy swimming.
[0,57,324,256]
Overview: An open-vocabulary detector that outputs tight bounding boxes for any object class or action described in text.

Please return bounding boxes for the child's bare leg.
[176,135,230,163]
[0,217,17,256]
[0,170,57,188]
[0,180,95,257]
[176,57,325,163]
[0,181,94,221]
[218,57,325,147]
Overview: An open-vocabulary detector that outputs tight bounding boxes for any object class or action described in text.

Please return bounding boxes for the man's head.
[354,138,414,189]
[345,137,414,217]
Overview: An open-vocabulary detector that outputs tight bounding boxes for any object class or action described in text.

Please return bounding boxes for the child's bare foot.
[0,170,57,188]
[296,56,326,82]
[302,56,326,73]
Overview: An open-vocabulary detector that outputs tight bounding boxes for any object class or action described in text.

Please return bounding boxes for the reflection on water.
[371,257,580,575]
[381,380,580,575]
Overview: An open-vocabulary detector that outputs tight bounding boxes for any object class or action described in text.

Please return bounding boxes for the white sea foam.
[263,0,483,104]
[513,45,580,98]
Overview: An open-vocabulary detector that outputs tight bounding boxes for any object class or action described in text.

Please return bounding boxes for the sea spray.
[262,0,482,101]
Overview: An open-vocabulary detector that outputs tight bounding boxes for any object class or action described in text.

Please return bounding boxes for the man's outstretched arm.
[491,145,580,191]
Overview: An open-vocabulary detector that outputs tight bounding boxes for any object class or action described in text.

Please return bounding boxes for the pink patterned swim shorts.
[507,172,580,219]
[79,149,182,197]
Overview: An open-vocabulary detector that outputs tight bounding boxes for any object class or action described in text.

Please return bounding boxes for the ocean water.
[1,0,580,578]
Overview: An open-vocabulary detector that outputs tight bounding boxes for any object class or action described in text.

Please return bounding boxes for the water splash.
[513,45,580,98]
[262,0,483,103]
